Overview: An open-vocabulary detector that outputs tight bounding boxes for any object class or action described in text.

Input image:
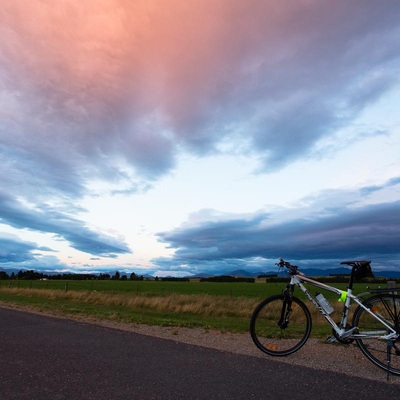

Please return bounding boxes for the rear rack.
[367,285,398,295]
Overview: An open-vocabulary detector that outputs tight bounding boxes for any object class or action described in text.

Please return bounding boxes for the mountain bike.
[250,258,400,377]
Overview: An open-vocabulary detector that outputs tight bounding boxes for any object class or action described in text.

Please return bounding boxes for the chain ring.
[332,323,355,344]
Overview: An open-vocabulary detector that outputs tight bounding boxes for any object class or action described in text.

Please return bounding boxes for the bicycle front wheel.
[250,294,312,356]
[352,294,400,375]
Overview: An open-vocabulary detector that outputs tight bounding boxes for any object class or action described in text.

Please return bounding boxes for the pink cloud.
[1,0,399,188]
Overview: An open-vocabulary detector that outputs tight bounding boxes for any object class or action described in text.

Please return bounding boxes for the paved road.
[0,307,398,400]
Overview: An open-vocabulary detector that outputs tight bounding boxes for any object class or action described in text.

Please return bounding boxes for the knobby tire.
[353,294,400,375]
[250,294,312,356]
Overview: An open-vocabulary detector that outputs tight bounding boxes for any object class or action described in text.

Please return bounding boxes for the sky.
[1,0,399,277]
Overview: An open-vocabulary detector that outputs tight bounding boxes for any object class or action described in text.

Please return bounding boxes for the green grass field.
[0,279,379,336]
[0,278,364,298]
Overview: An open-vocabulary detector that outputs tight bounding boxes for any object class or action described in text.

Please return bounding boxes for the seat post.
[348,267,355,291]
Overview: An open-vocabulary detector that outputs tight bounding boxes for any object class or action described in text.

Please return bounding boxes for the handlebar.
[276,258,299,274]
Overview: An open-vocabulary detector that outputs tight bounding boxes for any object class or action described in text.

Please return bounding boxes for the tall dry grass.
[1,288,260,318]
[0,287,357,336]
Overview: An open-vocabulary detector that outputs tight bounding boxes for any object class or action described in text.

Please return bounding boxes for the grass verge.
[0,287,343,337]
[0,288,259,332]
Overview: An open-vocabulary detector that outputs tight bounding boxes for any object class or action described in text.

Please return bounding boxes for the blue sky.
[1,1,399,276]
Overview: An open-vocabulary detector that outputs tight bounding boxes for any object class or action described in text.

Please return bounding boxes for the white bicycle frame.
[289,273,398,341]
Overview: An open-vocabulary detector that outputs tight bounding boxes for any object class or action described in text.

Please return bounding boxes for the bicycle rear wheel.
[250,294,312,356]
[352,294,400,375]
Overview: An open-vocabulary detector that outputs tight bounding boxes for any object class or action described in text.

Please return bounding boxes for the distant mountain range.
[1,266,400,278]
[196,267,400,279]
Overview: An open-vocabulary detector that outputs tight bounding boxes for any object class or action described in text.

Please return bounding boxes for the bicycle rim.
[250,294,312,356]
[353,295,400,375]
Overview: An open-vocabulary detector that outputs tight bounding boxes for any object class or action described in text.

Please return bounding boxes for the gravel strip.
[94,319,400,385]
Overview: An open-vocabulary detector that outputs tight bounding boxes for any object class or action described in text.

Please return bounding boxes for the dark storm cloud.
[0,235,37,263]
[156,184,400,271]
[0,193,131,257]
[0,234,71,272]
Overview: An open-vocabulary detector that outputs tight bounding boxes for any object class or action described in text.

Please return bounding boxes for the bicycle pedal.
[326,336,337,344]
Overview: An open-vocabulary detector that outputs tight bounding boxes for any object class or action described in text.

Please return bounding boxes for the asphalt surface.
[1,307,399,400]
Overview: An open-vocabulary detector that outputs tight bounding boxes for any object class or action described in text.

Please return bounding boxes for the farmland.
[0,279,381,336]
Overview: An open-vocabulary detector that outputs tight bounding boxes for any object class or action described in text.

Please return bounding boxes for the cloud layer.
[1,1,399,272]
[156,179,400,273]
[2,1,399,189]
[0,192,130,257]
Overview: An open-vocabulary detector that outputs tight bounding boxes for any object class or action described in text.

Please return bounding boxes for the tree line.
[0,270,144,281]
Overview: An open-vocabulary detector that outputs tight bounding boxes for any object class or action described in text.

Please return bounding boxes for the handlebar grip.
[275,258,298,274]
[276,258,286,267]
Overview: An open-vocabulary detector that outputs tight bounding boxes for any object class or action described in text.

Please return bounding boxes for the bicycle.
[250,258,400,377]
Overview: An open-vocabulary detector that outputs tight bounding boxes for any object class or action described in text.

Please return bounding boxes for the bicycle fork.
[278,296,292,329]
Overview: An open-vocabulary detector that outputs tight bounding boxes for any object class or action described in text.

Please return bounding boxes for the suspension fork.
[278,284,295,329]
